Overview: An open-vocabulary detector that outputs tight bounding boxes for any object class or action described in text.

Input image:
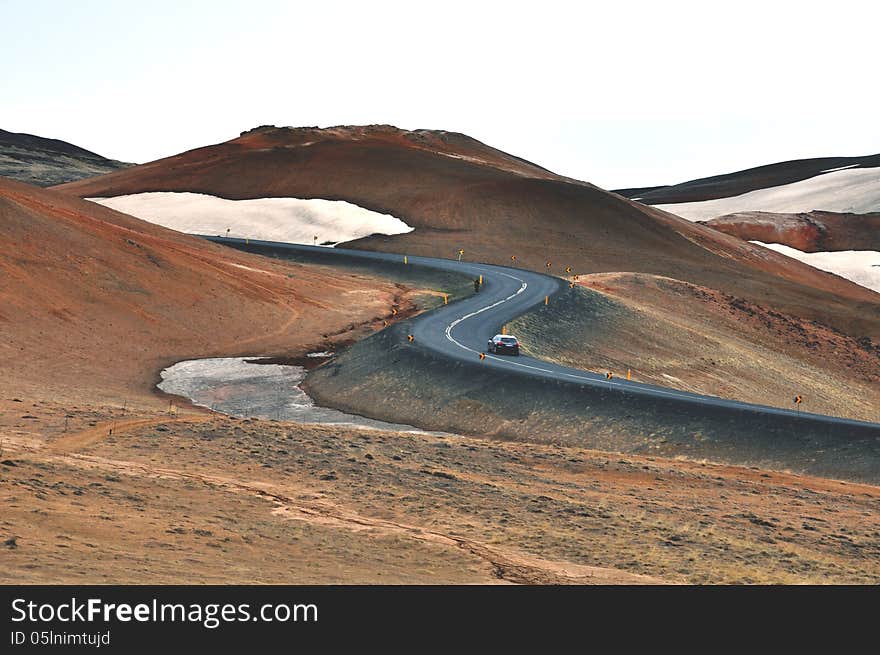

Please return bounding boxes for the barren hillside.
[1,129,130,186]
[703,211,880,252]
[0,177,410,406]
[509,274,880,423]
[56,125,880,341]
[614,153,880,204]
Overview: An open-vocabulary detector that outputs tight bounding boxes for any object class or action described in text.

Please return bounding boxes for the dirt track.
[3,402,878,584]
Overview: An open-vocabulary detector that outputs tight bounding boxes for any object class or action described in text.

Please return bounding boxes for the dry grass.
[509,273,880,423]
[3,397,877,584]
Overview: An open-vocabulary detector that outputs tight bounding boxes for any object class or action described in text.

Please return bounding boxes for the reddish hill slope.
[0,176,407,403]
[703,211,880,252]
[57,125,880,339]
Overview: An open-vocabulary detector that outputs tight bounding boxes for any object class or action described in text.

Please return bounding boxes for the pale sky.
[3,0,879,189]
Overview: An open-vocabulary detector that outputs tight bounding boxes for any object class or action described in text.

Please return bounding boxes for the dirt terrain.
[3,400,878,584]
[0,177,423,406]
[0,129,130,187]
[4,174,879,584]
[304,319,880,484]
[262,241,879,425]
[56,125,880,342]
[509,275,880,423]
[702,211,880,252]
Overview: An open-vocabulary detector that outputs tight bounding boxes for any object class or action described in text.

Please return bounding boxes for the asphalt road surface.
[207,236,880,431]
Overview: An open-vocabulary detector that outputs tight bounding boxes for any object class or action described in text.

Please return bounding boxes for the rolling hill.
[56,124,880,342]
[614,153,880,206]
[0,176,408,404]
[613,154,880,294]
[1,128,131,186]
[703,210,880,252]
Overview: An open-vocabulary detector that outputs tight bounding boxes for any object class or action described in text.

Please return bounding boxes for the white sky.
[2,0,879,188]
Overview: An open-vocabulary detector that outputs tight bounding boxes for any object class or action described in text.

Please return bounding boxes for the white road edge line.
[442,271,739,403]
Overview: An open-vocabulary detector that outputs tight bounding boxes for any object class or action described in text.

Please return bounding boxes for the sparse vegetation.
[508,275,880,423]
[2,401,877,584]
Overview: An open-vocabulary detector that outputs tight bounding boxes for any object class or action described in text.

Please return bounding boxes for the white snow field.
[657,167,880,221]
[751,241,880,293]
[89,192,414,245]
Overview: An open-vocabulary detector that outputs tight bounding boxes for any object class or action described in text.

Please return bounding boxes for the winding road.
[208,236,880,432]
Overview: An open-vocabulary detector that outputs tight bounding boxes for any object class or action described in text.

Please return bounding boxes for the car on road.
[488,334,520,356]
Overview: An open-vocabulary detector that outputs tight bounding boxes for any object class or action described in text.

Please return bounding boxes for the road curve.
[208,236,880,431]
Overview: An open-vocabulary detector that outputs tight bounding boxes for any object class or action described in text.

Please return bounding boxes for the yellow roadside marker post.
[511,255,517,263]
[546,261,552,269]
[545,295,549,305]
[794,395,802,414]
[627,369,632,381]
[501,325,506,334]
[443,294,448,305]
[479,275,483,285]
[458,249,465,262]
[404,255,408,264]
[226,228,230,238]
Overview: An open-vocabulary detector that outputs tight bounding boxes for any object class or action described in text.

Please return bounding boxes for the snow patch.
[750,241,880,293]
[657,167,880,221]
[435,151,491,166]
[819,163,860,174]
[157,356,430,431]
[228,262,283,276]
[88,192,414,245]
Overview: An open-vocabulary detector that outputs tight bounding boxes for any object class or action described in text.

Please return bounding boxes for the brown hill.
[56,124,880,340]
[702,210,880,252]
[0,176,410,405]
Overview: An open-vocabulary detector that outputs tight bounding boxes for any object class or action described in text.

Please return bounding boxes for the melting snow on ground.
[158,357,429,431]
[750,241,880,293]
[89,192,414,245]
[657,167,880,221]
